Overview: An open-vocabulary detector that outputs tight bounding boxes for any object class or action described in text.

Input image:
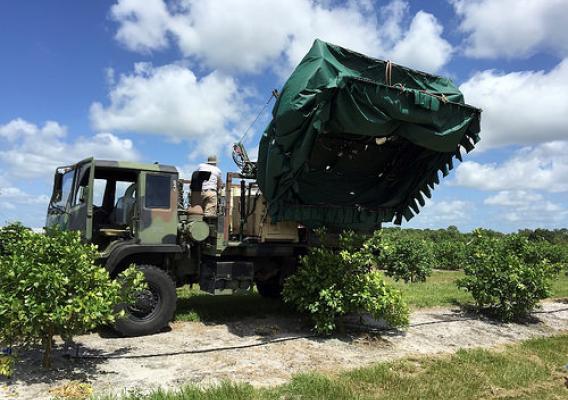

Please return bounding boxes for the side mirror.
[79,186,89,203]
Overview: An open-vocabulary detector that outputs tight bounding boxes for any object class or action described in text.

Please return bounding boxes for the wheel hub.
[128,285,160,320]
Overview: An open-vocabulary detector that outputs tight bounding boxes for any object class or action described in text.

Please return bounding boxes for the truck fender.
[105,244,183,276]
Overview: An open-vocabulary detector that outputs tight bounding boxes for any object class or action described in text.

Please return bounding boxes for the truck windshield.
[51,169,75,210]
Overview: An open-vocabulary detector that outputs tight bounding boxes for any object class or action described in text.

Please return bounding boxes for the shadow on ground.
[175,290,295,323]
[2,342,130,387]
[175,289,410,345]
[175,289,318,339]
[174,288,533,344]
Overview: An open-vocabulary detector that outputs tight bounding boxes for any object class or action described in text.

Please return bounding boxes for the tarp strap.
[385,60,393,86]
[238,89,279,144]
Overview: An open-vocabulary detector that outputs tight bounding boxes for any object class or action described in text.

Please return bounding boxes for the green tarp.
[256,39,481,231]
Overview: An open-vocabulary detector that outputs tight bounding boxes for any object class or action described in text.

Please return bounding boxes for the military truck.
[46,40,481,336]
[46,159,305,336]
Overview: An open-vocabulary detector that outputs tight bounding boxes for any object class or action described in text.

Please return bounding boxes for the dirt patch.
[2,302,568,399]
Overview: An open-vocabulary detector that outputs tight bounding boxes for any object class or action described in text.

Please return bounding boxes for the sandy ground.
[2,301,568,399]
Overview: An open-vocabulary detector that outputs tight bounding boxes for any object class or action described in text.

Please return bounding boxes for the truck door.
[67,159,95,240]
[46,166,76,230]
[137,171,178,245]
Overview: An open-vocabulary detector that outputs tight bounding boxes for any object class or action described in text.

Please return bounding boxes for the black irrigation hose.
[532,307,568,314]
[65,307,568,360]
[347,307,568,330]
[407,317,480,328]
[65,335,317,360]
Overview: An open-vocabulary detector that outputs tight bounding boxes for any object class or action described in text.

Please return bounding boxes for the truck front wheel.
[114,264,177,337]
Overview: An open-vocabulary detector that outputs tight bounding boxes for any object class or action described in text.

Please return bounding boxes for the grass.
[175,286,295,323]
[175,271,568,321]
[386,270,568,309]
[384,270,472,309]
[99,334,568,400]
[551,272,568,298]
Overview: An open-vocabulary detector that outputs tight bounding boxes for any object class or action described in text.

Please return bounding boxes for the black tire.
[114,264,177,337]
[256,277,283,299]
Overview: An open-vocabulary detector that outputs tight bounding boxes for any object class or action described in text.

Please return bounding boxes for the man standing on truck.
[198,155,223,216]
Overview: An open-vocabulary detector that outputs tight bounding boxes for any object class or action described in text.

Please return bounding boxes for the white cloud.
[389,11,453,73]
[111,0,171,53]
[90,62,242,157]
[0,201,16,211]
[0,118,62,141]
[0,186,51,226]
[110,0,453,74]
[484,190,543,207]
[483,190,567,226]
[379,0,408,43]
[501,204,567,225]
[0,119,139,178]
[0,187,50,205]
[454,141,568,192]
[413,199,472,225]
[452,0,568,59]
[460,59,568,149]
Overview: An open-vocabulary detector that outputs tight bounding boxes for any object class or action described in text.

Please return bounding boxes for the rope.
[238,89,279,144]
[393,83,406,92]
[385,61,448,104]
[420,90,449,104]
[385,60,392,86]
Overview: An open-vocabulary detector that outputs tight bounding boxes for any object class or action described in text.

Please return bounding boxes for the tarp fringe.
[416,191,426,207]
[455,148,463,162]
[432,171,440,185]
[409,198,420,214]
[403,207,414,222]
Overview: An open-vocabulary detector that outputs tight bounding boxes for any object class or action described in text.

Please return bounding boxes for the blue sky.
[0,0,567,232]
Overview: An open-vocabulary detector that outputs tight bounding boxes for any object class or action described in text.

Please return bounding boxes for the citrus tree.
[458,230,556,321]
[432,239,468,270]
[0,223,145,370]
[283,230,409,335]
[374,229,434,282]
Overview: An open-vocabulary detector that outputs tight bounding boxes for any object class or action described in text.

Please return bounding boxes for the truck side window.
[53,170,75,208]
[72,167,90,206]
[92,179,107,207]
[145,175,170,209]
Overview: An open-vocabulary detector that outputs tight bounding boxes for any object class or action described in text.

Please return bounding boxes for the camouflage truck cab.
[47,158,180,248]
[47,159,185,336]
[46,158,305,337]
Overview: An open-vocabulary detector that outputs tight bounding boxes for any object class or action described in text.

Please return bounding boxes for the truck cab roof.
[64,158,178,174]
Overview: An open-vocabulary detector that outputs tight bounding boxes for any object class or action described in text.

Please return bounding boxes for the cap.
[207,155,217,165]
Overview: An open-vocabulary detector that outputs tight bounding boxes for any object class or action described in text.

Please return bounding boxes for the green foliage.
[514,229,568,277]
[375,230,434,282]
[283,230,409,335]
[517,228,568,245]
[457,230,556,321]
[432,239,468,270]
[0,223,145,369]
[0,354,14,377]
[539,242,568,273]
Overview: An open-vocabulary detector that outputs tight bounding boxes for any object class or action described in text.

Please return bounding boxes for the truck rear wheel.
[114,264,177,337]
